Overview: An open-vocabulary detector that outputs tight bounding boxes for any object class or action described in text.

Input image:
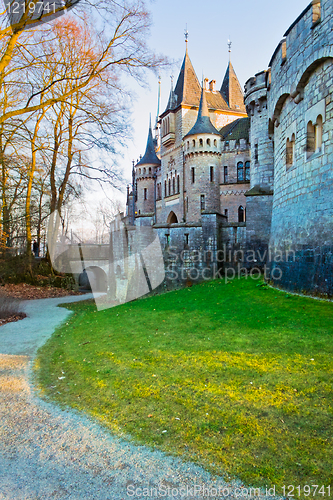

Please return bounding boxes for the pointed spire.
[220,60,246,111]
[184,86,219,138]
[155,75,161,127]
[136,119,161,166]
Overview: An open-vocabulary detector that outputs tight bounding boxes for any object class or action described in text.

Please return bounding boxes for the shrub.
[0,292,22,319]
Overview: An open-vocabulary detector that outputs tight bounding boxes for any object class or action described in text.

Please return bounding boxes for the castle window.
[237,162,244,182]
[200,194,205,211]
[224,209,228,218]
[307,115,322,158]
[184,234,189,245]
[210,166,214,182]
[245,161,250,181]
[143,168,146,174]
[225,141,229,150]
[254,144,258,162]
[281,40,287,65]
[149,167,151,173]
[191,167,195,184]
[144,188,147,200]
[224,166,228,183]
[166,234,169,244]
[192,139,196,147]
[286,134,295,168]
[238,206,245,223]
[207,138,211,146]
[186,197,189,212]
[187,141,189,150]
[164,180,167,197]
[312,1,321,27]
[172,177,175,194]
[214,139,217,147]
[177,175,180,193]
[168,179,171,196]
[199,138,203,147]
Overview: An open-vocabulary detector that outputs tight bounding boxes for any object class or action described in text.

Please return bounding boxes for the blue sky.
[87,0,309,214]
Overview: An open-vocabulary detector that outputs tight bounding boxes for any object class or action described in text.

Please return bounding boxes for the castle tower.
[244,71,274,258]
[183,86,221,223]
[221,61,246,113]
[135,119,161,217]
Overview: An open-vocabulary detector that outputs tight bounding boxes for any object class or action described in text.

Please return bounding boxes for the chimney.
[209,80,216,92]
[204,78,209,91]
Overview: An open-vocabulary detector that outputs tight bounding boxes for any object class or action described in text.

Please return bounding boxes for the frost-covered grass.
[35,278,333,493]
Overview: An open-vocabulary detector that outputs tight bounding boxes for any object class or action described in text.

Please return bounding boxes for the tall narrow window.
[307,121,315,156]
[316,115,323,150]
[237,162,244,182]
[192,139,196,147]
[214,139,217,147]
[177,175,180,193]
[199,138,203,147]
[224,209,228,218]
[168,179,171,196]
[238,206,245,223]
[210,166,214,182]
[164,180,167,197]
[144,188,147,200]
[172,177,175,194]
[191,167,195,184]
[245,161,250,181]
[286,134,295,168]
[224,166,228,183]
[254,144,258,162]
[207,138,211,146]
[200,194,205,211]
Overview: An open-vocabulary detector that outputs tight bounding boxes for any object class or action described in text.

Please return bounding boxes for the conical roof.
[136,119,161,166]
[184,87,219,138]
[220,61,246,111]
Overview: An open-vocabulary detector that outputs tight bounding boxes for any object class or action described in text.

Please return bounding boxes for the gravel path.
[0,296,281,499]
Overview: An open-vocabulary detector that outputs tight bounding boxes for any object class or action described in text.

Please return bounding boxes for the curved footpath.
[0,295,280,500]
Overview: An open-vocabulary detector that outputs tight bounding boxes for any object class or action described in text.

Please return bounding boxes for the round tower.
[183,86,221,223]
[135,120,161,217]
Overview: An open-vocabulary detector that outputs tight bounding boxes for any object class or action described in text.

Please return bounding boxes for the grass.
[34,278,333,494]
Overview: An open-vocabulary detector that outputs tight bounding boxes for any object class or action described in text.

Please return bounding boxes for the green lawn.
[35,278,333,493]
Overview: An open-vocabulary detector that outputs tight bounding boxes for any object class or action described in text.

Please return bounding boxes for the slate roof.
[184,87,220,138]
[220,61,246,112]
[219,117,250,142]
[163,48,231,114]
[136,121,161,166]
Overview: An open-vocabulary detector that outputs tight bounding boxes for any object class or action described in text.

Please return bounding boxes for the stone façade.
[122,0,332,298]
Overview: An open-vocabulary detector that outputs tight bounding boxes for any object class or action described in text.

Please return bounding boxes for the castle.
[125,0,333,297]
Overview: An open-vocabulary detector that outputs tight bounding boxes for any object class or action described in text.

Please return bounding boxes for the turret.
[135,119,161,216]
[183,86,221,223]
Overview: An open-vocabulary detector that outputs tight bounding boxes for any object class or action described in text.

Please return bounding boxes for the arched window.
[139,168,141,174]
[237,162,244,182]
[207,138,211,146]
[143,167,146,174]
[245,161,250,180]
[149,167,151,173]
[187,141,189,150]
[192,139,196,147]
[238,206,245,223]
[164,180,167,197]
[214,139,217,147]
[307,115,323,159]
[167,211,178,224]
[168,179,171,196]
[172,177,175,194]
[199,138,203,147]
[177,175,180,193]
[286,134,295,168]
